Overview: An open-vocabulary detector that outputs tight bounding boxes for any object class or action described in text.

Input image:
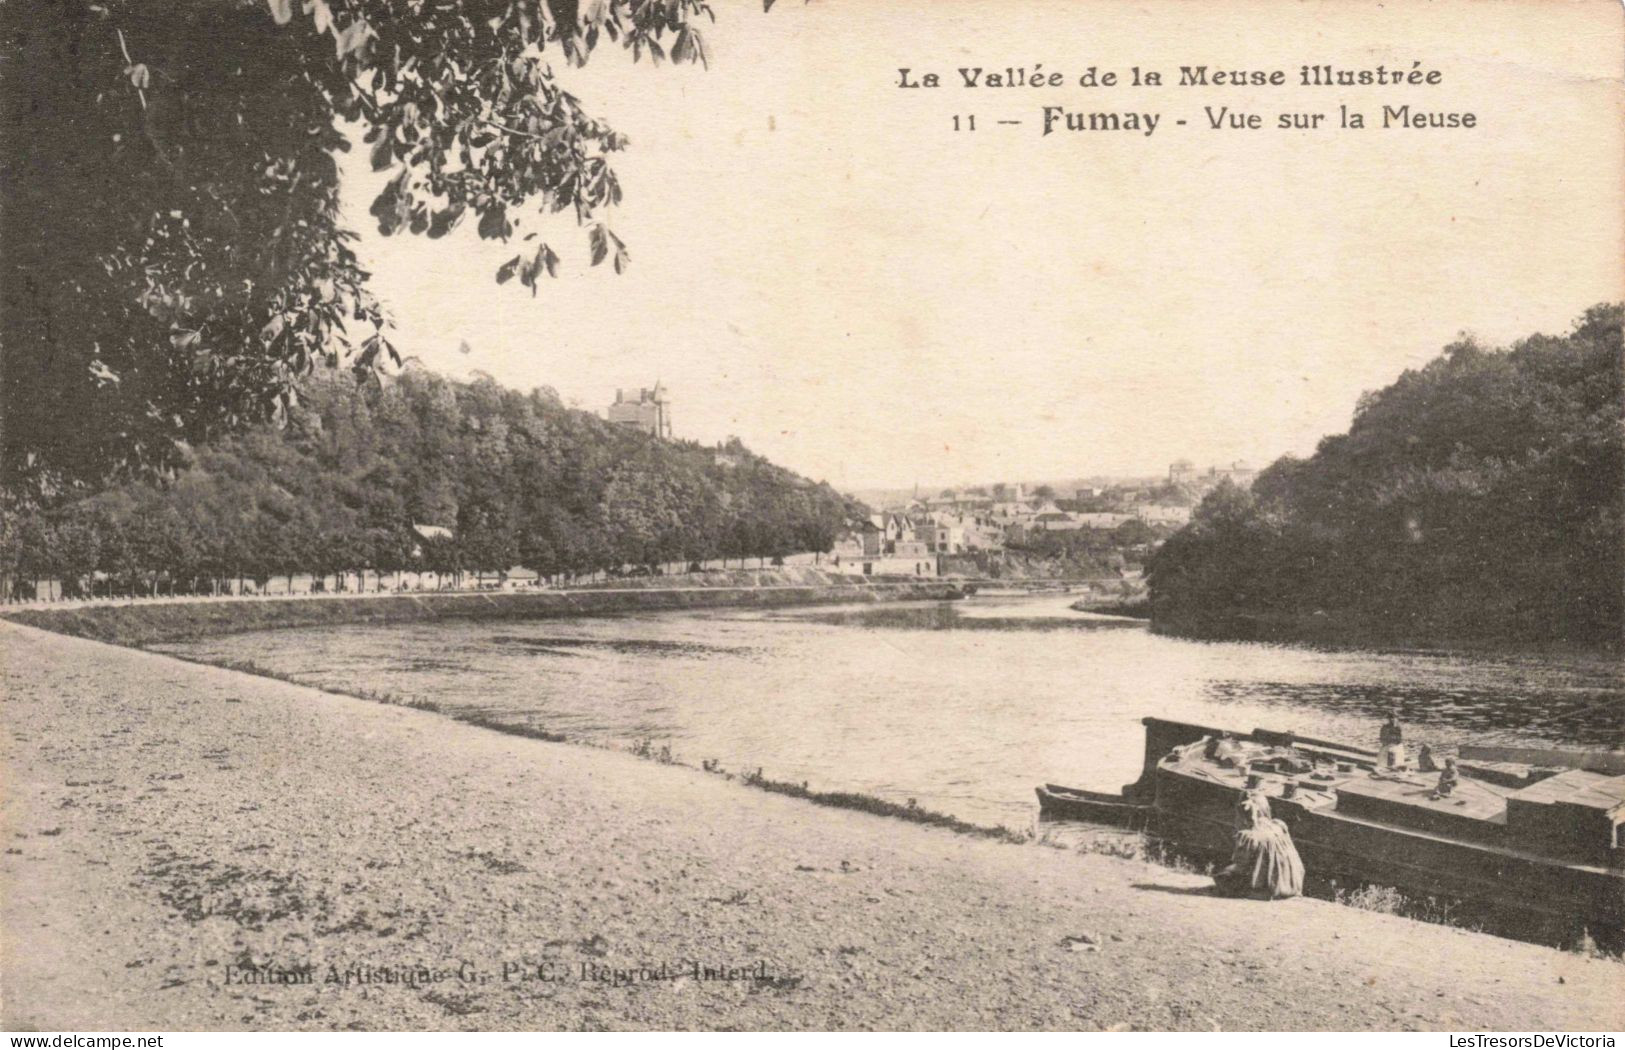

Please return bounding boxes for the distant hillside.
[1147,304,1622,648]
[0,367,863,596]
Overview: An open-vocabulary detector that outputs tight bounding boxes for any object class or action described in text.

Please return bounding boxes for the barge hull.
[1039,717,1625,940]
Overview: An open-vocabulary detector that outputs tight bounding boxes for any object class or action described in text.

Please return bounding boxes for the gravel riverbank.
[2,622,1620,1031]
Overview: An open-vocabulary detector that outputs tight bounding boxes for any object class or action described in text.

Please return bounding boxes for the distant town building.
[1213,460,1257,487]
[1074,512,1136,530]
[892,539,932,560]
[917,520,965,554]
[919,511,1005,553]
[870,512,923,550]
[831,518,937,578]
[828,554,937,579]
[991,499,1034,520]
[1135,504,1193,526]
[499,566,542,590]
[1169,459,1198,486]
[409,522,454,560]
[607,382,672,439]
[1029,502,1080,531]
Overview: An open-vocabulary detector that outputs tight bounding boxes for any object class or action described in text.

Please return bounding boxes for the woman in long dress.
[1213,791,1305,900]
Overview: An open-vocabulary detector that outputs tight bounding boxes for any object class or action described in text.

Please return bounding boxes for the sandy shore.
[2,622,1620,1031]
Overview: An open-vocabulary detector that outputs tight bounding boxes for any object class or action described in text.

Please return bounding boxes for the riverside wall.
[2,574,964,647]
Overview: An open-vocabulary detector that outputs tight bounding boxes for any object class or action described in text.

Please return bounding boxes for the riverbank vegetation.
[984,519,1167,580]
[0,368,860,600]
[1148,304,1622,648]
[1070,595,1151,619]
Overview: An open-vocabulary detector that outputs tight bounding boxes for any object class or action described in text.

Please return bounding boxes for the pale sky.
[340,0,1625,492]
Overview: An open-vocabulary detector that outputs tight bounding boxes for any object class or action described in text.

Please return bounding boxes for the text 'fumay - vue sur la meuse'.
[897,63,1479,137]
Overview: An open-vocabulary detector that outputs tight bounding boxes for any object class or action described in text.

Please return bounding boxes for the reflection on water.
[785,602,1144,633]
[157,592,1624,828]
[1204,680,1623,748]
[491,635,752,657]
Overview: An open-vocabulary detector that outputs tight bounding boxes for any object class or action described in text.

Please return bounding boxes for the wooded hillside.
[0,367,861,596]
[1147,304,1622,647]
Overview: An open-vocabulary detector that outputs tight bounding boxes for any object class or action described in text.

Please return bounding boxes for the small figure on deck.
[1417,743,1438,773]
[1430,757,1460,800]
[1206,732,1245,769]
[1213,792,1304,900]
[1379,709,1406,769]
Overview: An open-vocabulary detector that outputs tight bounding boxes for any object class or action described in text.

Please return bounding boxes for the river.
[155,592,1624,829]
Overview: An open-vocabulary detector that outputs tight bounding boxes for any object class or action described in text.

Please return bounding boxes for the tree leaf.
[427,204,465,239]
[334,17,373,60]
[265,0,293,25]
[495,255,520,284]
[611,230,629,274]
[369,133,393,171]
[477,205,510,241]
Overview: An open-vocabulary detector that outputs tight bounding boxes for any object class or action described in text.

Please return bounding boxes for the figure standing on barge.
[1380,709,1407,769]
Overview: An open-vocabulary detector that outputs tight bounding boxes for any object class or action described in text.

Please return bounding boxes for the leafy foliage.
[1003,523,1163,576]
[1147,305,1623,645]
[0,367,861,598]
[1,0,716,490]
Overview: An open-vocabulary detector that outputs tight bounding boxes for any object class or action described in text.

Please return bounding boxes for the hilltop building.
[607,383,673,439]
[1213,460,1257,487]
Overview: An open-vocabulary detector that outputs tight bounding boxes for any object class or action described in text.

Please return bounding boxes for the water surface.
[157,593,1623,827]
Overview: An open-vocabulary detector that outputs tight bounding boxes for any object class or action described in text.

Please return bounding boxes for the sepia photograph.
[1,0,1622,1036]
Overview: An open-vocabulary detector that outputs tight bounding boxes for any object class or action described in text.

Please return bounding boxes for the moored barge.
[1039,718,1625,939]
